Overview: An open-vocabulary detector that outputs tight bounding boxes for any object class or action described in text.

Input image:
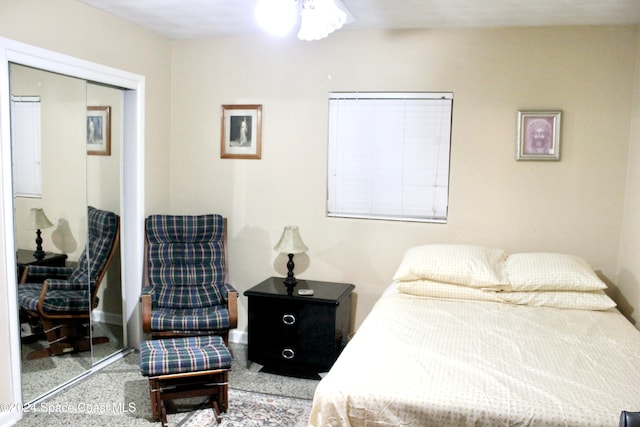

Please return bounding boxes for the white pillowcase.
[504,252,607,292]
[495,289,616,311]
[392,244,506,288]
[396,280,501,301]
[395,280,616,311]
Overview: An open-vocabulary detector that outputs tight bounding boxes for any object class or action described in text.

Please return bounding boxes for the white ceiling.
[75,0,640,40]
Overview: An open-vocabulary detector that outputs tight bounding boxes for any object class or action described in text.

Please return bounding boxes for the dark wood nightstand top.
[244,276,354,305]
[16,249,67,266]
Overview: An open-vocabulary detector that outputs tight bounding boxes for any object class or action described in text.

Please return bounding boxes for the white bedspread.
[308,293,640,426]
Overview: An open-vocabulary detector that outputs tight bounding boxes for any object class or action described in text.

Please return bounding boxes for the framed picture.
[516,110,562,161]
[87,106,111,156]
[220,104,262,159]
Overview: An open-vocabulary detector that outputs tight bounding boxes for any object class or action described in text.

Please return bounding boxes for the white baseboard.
[0,411,20,427]
[229,329,247,344]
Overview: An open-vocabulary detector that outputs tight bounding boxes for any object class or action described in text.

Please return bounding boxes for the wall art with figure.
[517,110,561,161]
[221,104,262,159]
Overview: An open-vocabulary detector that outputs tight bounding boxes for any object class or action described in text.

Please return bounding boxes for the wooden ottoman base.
[149,369,229,426]
[140,336,233,426]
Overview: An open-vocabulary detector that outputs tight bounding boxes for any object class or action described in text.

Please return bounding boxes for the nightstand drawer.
[248,297,337,370]
[245,277,354,376]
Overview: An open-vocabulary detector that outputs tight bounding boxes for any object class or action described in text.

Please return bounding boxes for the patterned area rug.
[181,389,312,427]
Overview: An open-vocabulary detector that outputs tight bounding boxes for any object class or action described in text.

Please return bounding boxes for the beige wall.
[618,29,640,324]
[0,0,172,413]
[170,26,639,332]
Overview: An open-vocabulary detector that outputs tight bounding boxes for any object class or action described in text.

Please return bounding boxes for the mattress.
[308,292,640,426]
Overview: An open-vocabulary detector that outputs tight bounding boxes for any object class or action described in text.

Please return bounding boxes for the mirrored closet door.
[10,64,125,403]
[85,82,124,365]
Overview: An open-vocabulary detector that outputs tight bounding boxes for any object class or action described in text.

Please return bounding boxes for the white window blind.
[327,92,453,222]
[11,95,42,198]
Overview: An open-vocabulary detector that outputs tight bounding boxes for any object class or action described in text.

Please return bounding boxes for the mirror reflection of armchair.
[18,206,120,360]
[141,214,238,344]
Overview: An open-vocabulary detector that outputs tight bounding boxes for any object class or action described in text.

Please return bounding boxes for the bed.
[308,244,640,427]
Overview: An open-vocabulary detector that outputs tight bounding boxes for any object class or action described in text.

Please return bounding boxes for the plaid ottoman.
[140,336,232,426]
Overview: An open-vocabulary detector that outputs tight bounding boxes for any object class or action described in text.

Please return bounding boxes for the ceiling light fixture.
[297,0,348,41]
[255,0,299,36]
[255,0,352,41]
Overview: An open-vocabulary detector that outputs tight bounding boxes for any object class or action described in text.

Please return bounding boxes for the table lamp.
[27,208,53,261]
[274,225,308,289]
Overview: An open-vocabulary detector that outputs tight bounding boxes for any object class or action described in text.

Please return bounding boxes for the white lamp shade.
[27,208,53,230]
[274,226,308,254]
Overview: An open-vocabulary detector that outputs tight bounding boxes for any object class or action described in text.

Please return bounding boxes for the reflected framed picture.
[516,110,562,161]
[87,106,111,156]
[220,104,262,159]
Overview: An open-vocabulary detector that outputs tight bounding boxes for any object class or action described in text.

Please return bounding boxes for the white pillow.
[396,279,501,301]
[504,252,607,292]
[395,280,616,311]
[392,244,507,288]
[495,289,616,311]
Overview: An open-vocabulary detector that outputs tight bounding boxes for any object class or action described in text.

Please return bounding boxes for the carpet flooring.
[20,320,126,403]
[16,342,319,427]
[182,390,312,427]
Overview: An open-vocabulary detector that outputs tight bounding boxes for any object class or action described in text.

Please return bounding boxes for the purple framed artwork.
[516,110,562,161]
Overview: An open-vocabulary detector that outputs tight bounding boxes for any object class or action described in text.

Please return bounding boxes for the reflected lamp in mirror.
[27,208,53,260]
[274,225,308,289]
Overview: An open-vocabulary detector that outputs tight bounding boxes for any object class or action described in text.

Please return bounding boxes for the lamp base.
[283,253,297,295]
[283,276,297,287]
[33,229,45,261]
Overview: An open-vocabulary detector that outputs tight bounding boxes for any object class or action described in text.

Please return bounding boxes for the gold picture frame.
[220,104,262,159]
[87,106,111,156]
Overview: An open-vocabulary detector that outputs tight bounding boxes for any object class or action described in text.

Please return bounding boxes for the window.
[327,92,453,223]
[10,95,42,198]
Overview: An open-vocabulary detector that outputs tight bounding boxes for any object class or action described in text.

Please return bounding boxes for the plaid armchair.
[141,214,238,343]
[18,206,120,359]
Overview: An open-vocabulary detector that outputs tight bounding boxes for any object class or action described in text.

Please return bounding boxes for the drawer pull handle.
[282,348,295,360]
[282,314,296,325]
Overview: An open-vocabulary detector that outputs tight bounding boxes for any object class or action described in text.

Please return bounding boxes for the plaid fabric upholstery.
[46,279,87,291]
[19,284,91,312]
[18,206,118,313]
[151,305,230,331]
[21,265,74,281]
[145,214,229,332]
[139,335,232,376]
[155,285,223,309]
[68,206,119,293]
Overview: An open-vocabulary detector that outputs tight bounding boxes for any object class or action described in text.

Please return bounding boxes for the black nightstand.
[16,249,67,279]
[244,277,355,377]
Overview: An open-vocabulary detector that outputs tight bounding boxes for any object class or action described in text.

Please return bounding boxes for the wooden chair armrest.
[227,291,238,329]
[36,280,51,318]
[20,267,29,284]
[141,293,152,333]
